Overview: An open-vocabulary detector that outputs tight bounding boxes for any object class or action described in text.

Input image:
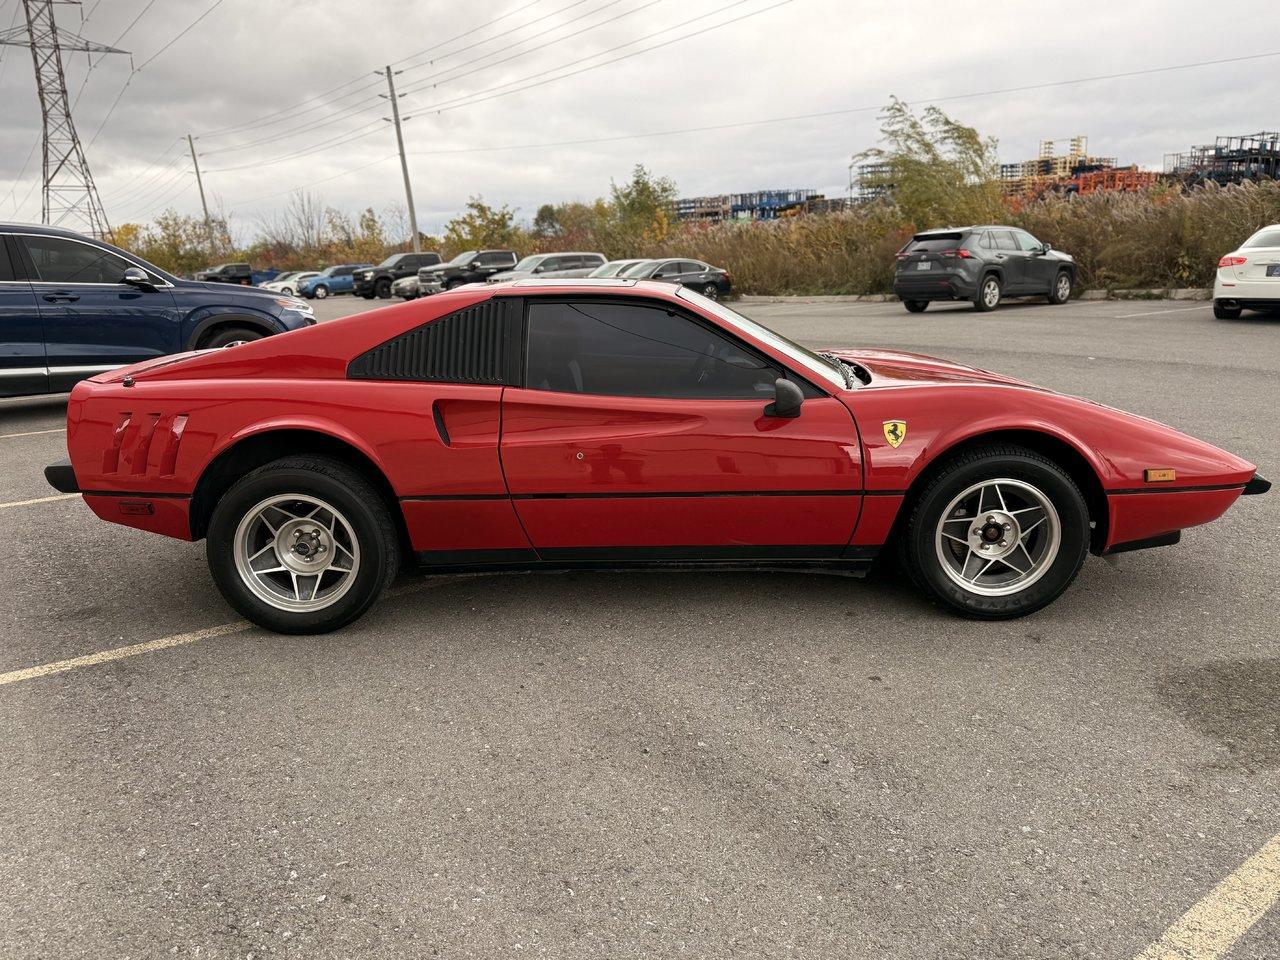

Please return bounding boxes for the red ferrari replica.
[46,279,1268,634]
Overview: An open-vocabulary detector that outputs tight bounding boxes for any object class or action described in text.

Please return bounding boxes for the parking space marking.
[1133,833,1280,960]
[1113,305,1210,319]
[0,427,64,439]
[0,577,475,688]
[0,493,79,511]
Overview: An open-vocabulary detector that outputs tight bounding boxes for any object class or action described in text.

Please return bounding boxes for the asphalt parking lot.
[1,295,1277,959]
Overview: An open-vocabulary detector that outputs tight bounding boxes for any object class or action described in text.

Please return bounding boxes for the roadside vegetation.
[114,103,1280,295]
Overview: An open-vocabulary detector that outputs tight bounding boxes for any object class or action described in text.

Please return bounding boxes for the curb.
[740,289,1213,304]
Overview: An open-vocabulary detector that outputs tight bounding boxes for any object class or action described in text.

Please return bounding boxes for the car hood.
[828,348,1041,389]
[177,280,286,304]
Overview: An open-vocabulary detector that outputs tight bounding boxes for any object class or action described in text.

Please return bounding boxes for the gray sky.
[0,0,1271,240]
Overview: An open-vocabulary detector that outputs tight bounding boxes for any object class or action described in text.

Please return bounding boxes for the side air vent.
[348,299,518,384]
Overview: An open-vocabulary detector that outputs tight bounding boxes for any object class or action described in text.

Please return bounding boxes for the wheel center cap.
[276,520,331,571]
[969,511,1019,558]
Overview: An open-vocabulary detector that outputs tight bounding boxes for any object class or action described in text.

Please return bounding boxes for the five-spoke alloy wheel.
[899,445,1089,619]
[207,456,399,633]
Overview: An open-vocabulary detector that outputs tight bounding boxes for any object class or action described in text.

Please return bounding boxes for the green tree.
[609,164,677,248]
[852,98,1004,229]
[443,196,525,252]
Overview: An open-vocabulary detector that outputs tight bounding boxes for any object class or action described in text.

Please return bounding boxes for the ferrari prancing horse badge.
[883,420,907,448]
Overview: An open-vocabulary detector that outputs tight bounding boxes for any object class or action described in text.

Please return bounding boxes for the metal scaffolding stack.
[674,189,819,222]
[1000,136,1118,196]
[1164,132,1280,186]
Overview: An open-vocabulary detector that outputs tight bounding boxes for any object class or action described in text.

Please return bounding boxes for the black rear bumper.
[45,458,79,494]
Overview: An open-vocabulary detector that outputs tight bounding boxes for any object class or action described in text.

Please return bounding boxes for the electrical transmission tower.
[0,0,128,237]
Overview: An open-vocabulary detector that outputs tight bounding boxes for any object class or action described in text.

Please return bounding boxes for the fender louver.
[347,299,519,384]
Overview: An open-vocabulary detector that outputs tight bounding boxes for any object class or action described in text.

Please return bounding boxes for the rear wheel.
[898,445,1089,619]
[375,278,393,299]
[201,327,263,349]
[701,282,720,300]
[206,456,399,634]
[1214,300,1242,320]
[903,299,928,313]
[1048,270,1072,304]
[974,275,1001,312]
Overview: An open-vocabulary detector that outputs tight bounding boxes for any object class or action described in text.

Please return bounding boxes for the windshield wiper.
[818,351,864,388]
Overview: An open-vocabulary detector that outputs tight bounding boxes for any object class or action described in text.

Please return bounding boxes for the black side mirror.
[470,261,483,270]
[121,266,157,292]
[1041,242,1053,254]
[764,378,804,418]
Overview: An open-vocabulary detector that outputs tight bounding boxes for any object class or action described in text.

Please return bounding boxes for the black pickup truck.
[195,262,254,285]
[416,249,518,294]
[353,251,442,299]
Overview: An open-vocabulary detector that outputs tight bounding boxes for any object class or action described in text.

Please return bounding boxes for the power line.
[197,0,645,158]
[196,0,546,140]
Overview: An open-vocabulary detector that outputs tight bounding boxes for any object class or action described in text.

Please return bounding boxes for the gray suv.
[893,226,1076,313]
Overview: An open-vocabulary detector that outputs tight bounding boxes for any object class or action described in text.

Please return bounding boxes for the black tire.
[897,444,1090,619]
[1048,270,1073,304]
[903,299,928,313]
[1214,300,1242,320]
[700,282,720,300]
[201,326,264,349]
[445,279,465,290]
[206,456,400,634]
[375,279,393,299]
[359,291,376,300]
[974,274,1001,312]
[313,284,330,299]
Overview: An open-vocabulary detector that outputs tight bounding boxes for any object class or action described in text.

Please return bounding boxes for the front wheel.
[206,456,400,634]
[974,275,1001,312]
[313,284,330,299]
[1048,270,1072,304]
[898,445,1089,619]
[903,299,928,313]
[445,279,465,290]
[202,327,263,349]
[1214,300,1242,320]
[375,279,393,299]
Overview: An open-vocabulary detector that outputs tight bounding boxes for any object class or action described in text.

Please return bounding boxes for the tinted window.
[993,231,1018,252]
[542,256,571,271]
[905,233,965,253]
[1013,230,1042,252]
[480,252,514,267]
[23,236,133,284]
[0,241,15,281]
[651,261,680,278]
[583,254,605,266]
[979,232,995,250]
[525,300,777,399]
[1244,229,1280,248]
[679,261,704,274]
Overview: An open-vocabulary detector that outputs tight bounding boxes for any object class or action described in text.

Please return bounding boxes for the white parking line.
[0,578,473,688]
[1113,304,1210,319]
[0,427,64,440]
[0,493,79,511]
[1133,832,1280,960]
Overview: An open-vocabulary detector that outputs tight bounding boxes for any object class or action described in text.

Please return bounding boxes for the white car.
[1214,225,1280,319]
[261,271,320,297]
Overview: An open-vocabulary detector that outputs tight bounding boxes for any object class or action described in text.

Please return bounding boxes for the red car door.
[499,297,863,560]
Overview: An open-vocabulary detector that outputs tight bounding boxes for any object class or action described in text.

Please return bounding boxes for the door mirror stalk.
[764,378,804,418]
[121,267,157,292]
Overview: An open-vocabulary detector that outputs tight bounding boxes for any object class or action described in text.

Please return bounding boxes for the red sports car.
[45,280,1269,634]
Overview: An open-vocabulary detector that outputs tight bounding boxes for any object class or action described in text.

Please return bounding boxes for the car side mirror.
[1041,242,1052,254]
[470,261,483,270]
[121,266,157,292]
[764,378,804,419]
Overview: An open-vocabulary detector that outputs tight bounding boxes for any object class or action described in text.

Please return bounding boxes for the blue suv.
[295,263,374,299]
[0,223,316,397]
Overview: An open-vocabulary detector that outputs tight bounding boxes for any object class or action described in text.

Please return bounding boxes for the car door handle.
[42,292,80,303]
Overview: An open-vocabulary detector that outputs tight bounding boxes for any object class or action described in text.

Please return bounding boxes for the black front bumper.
[352,277,379,295]
[1244,475,1271,495]
[45,458,79,494]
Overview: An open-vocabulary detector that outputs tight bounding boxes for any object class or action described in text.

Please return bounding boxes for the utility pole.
[0,0,128,237]
[187,133,217,255]
[380,65,420,252]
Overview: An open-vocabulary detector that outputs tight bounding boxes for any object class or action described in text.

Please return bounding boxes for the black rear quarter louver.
[348,299,520,383]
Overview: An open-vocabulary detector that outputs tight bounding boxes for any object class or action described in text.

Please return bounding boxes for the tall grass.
[640,180,1280,295]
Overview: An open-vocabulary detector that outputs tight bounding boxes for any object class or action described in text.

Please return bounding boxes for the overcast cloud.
[0,0,1270,241]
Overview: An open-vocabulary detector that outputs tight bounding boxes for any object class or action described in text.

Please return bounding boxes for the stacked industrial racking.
[1164,132,1280,186]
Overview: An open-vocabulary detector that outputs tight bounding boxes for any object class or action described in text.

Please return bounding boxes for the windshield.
[675,287,846,390]
[376,255,402,268]
[619,260,654,278]
[273,272,296,282]
[319,266,337,276]
[445,250,478,266]
[1244,228,1280,249]
[513,255,546,271]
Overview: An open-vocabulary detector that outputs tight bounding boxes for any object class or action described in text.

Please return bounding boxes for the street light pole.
[381,66,420,253]
[187,133,216,255]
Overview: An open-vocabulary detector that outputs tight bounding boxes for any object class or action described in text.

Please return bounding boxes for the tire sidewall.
[908,453,1089,618]
[975,275,1001,311]
[313,285,329,299]
[1050,270,1072,304]
[204,327,263,349]
[376,279,392,299]
[206,465,394,634]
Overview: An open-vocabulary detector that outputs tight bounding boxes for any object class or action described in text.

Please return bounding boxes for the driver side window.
[22,235,134,284]
[525,300,778,400]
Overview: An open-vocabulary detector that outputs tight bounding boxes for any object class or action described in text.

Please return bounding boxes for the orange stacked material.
[1072,167,1160,194]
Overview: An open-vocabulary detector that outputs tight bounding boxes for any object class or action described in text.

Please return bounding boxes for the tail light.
[941,249,973,259]
[1219,255,1247,268]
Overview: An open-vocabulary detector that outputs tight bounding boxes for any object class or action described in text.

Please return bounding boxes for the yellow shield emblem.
[882,420,907,448]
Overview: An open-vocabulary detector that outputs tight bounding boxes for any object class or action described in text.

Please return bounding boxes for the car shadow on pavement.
[1157,658,1280,773]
